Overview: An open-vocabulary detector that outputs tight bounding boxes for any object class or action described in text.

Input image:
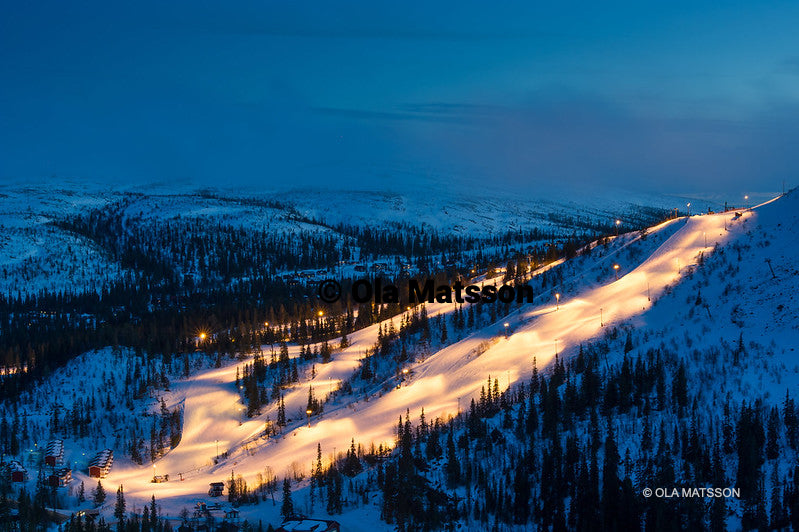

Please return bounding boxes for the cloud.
[2,1,797,195]
[359,94,799,195]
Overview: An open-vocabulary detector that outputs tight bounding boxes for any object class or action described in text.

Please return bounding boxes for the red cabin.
[88,449,113,478]
[48,468,72,487]
[8,461,27,483]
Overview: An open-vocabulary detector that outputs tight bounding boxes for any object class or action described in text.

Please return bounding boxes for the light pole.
[306,409,312,428]
[686,203,691,216]
[554,339,559,356]
[613,264,620,280]
[554,293,560,310]
[615,219,621,236]
[744,195,749,209]
[600,307,604,327]
[503,322,509,338]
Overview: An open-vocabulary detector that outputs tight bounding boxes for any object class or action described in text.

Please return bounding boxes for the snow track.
[110,202,762,512]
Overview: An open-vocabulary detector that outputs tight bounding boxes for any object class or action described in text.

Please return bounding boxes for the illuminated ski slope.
[110,199,767,513]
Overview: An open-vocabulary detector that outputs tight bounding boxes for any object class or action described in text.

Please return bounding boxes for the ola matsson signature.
[351,279,535,304]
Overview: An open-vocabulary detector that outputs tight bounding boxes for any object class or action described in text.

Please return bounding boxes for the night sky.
[2,1,798,194]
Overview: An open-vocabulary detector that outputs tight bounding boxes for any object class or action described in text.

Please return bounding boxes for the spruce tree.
[771,462,787,529]
[602,426,622,530]
[672,360,688,412]
[149,495,158,526]
[512,468,530,524]
[93,480,106,506]
[766,407,780,460]
[326,466,342,514]
[710,442,727,532]
[787,466,799,530]
[114,485,126,521]
[342,439,362,477]
[280,478,294,519]
[445,428,460,488]
[277,395,286,426]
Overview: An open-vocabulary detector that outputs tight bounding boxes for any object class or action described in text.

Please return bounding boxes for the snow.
[0,178,727,297]
[3,183,793,528]
[97,197,772,519]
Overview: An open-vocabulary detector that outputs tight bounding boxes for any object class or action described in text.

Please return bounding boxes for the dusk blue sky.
[2,1,798,194]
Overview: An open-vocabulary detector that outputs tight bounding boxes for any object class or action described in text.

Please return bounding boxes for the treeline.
[1,347,182,471]
[367,336,799,530]
[59,491,173,532]
[0,205,607,399]
[333,221,569,264]
[53,200,343,280]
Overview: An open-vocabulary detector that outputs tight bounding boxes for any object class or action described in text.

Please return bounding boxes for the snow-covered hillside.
[4,188,793,529]
[0,178,730,297]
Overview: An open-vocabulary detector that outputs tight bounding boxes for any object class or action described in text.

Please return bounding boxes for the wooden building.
[8,461,27,483]
[276,519,341,532]
[208,481,225,497]
[45,439,64,466]
[88,449,113,478]
[48,468,72,487]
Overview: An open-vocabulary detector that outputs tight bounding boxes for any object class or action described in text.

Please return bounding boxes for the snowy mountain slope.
[39,193,782,525]
[627,192,799,394]
[276,184,722,237]
[0,183,124,295]
[0,179,720,297]
[132,214,707,486]
[2,184,792,528]
[379,191,799,531]
[0,347,181,511]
